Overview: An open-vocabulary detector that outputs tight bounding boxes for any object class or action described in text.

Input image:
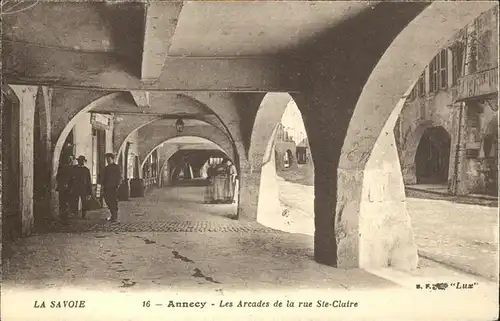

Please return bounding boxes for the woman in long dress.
[212,162,228,203]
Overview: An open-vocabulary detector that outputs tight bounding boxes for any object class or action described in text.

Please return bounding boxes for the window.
[440,50,448,88]
[429,49,448,92]
[408,72,425,100]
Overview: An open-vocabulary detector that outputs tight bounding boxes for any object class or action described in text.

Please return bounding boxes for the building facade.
[274,123,299,170]
[395,6,498,196]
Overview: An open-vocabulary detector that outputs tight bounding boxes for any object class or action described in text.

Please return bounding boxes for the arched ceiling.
[92,92,214,118]
[3,1,372,57]
[2,1,375,91]
[159,136,222,146]
[167,1,373,56]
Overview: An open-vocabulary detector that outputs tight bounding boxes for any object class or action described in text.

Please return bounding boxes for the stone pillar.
[11,85,38,237]
[335,115,418,271]
[33,87,53,227]
[118,142,130,201]
[236,161,259,221]
[292,94,340,267]
[312,158,338,266]
[359,131,418,269]
[295,88,418,270]
[256,143,281,224]
[401,162,417,185]
[400,146,418,185]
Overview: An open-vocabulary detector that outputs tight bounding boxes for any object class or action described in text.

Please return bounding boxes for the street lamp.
[175,118,184,134]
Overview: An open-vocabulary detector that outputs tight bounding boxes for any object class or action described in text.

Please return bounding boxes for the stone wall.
[397,85,455,185]
[395,6,498,195]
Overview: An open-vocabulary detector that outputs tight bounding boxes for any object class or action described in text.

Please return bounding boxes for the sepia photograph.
[0,1,499,320]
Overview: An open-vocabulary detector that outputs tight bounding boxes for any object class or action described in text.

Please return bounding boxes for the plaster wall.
[256,134,281,225]
[73,113,93,165]
[10,85,38,237]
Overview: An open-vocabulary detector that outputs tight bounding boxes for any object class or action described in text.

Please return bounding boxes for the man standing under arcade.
[72,155,92,219]
[56,155,76,225]
[103,153,121,222]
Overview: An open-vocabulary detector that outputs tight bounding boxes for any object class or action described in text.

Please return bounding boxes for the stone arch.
[184,93,247,163]
[33,87,52,227]
[115,94,238,165]
[135,120,235,178]
[248,92,312,224]
[50,92,122,215]
[148,136,229,187]
[414,126,451,184]
[333,2,496,269]
[400,119,449,185]
[142,136,230,170]
[115,116,160,163]
[248,93,293,168]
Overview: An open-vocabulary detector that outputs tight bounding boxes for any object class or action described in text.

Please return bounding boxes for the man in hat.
[56,155,76,225]
[103,153,121,222]
[71,155,93,219]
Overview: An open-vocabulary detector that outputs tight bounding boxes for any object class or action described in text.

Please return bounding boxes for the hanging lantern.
[175,118,184,134]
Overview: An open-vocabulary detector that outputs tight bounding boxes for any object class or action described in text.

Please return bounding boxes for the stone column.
[401,162,417,185]
[335,112,418,270]
[256,142,281,224]
[360,130,418,269]
[295,89,418,270]
[236,160,259,221]
[11,85,38,237]
[400,147,418,185]
[33,87,53,226]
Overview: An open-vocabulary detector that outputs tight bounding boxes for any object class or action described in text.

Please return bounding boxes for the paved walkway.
[2,185,497,321]
[2,187,394,292]
[275,177,499,280]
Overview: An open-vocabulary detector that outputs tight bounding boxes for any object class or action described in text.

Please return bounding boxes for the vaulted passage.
[1,5,498,315]
[3,187,395,290]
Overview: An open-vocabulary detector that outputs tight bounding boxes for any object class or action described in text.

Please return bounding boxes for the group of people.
[56,153,121,225]
[202,158,237,204]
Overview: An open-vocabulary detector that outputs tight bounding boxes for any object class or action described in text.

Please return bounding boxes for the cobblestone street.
[2,185,497,321]
[2,187,395,292]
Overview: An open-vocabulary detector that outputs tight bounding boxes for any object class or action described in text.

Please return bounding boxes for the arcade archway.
[249,93,315,235]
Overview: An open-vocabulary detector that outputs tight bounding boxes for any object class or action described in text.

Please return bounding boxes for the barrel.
[118,179,129,201]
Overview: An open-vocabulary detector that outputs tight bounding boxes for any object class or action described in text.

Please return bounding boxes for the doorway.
[415,126,451,184]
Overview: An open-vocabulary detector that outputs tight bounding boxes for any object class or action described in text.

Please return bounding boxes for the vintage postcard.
[1,1,499,320]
